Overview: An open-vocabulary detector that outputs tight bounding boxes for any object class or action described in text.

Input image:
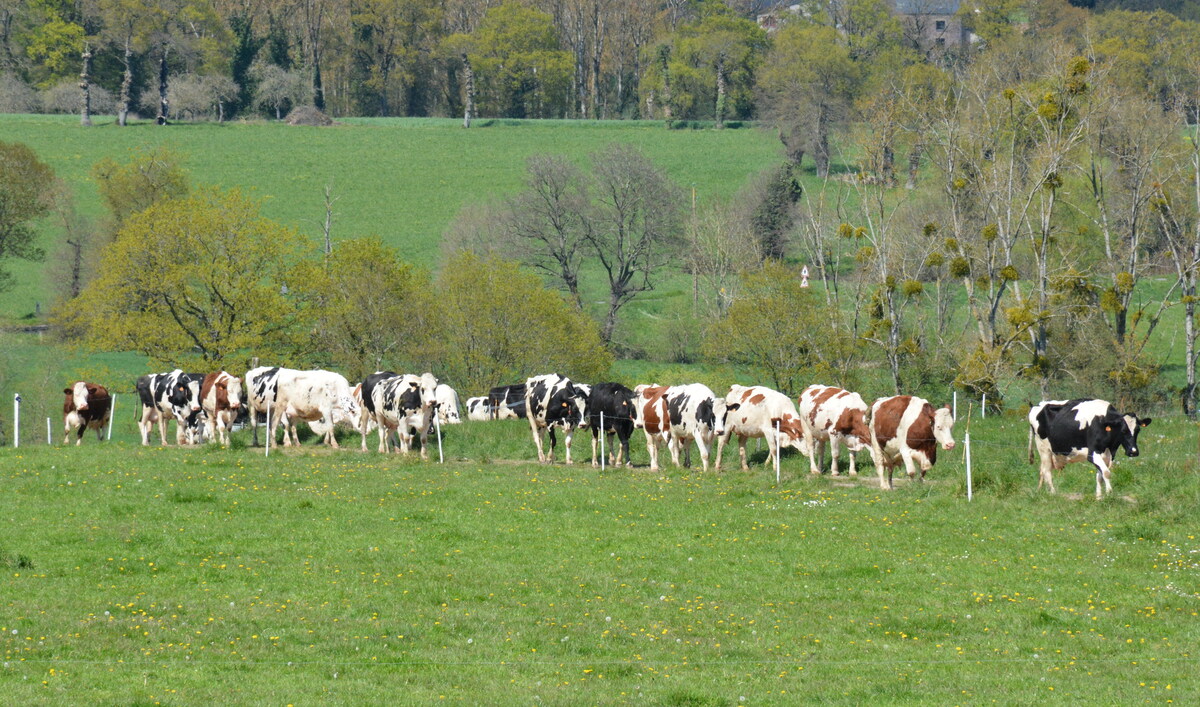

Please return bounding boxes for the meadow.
[1,413,1198,704]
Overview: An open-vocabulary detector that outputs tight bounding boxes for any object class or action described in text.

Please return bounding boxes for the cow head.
[1117,412,1151,457]
[334,393,362,429]
[547,382,589,429]
[933,405,955,450]
[174,375,203,412]
[65,381,90,410]
[838,408,871,452]
[420,372,440,410]
[223,375,243,410]
[710,398,739,438]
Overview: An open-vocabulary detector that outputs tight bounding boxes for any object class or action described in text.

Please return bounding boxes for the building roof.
[892,0,961,15]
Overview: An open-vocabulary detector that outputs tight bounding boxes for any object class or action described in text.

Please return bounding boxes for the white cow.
[270,370,361,448]
[798,384,871,476]
[434,383,462,425]
[715,385,807,471]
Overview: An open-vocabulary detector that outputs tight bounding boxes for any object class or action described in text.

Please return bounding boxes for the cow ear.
[727,403,740,411]
[63,388,72,394]
[1141,417,1152,427]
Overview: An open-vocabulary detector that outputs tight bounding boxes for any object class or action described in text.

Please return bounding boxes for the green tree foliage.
[649,11,767,123]
[349,0,444,117]
[63,188,310,367]
[449,2,572,118]
[293,236,436,380]
[748,163,800,260]
[435,250,612,394]
[91,145,189,231]
[0,141,56,294]
[757,22,860,176]
[704,261,856,395]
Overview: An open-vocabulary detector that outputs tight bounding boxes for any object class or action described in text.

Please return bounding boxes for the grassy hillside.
[0,114,783,320]
[1,415,1197,703]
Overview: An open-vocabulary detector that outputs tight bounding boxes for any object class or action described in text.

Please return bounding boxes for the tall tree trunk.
[118,34,132,126]
[79,43,92,127]
[590,2,603,118]
[1185,295,1197,417]
[714,53,726,129]
[816,111,830,178]
[659,47,672,121]
[906,140,923,189]
[461,53,475,128]
[156,42,170,125]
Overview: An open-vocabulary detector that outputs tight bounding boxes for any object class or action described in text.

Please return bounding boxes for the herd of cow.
[59,369,1152,498]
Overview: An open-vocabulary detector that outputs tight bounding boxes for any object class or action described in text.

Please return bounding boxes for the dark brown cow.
[63,381,112,445]
[869,395,956,490]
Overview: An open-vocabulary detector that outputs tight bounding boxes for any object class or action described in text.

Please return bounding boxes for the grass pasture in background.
[0,114,782,322]
[2,413,1199,703]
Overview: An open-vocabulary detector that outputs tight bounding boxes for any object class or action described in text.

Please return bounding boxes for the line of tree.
[3,1,1200,125]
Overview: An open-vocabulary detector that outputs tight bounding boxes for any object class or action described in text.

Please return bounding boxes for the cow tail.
[1026,424,1034,465]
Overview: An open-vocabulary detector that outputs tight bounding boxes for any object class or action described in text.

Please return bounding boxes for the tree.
[92,145,189,233]
[684,197,761,316]
[704,261,856,394]
[757,22,860,176]
[584,144,684,342]
[449,2,572,118]
[62,188,310,367]
[0,141,55,294]
[435,250,612,393]
[661,11,767,124]
[252,62,309,118]
[293,236,435,379]
[505,154,590,307]
[349,0,443,116]
[746,162,800,259]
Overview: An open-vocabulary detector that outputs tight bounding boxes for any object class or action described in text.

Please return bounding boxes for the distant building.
[756,4,803,34]
[890,0,971,49]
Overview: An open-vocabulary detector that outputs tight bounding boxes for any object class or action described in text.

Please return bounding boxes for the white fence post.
[775,419,781,485]
[981,394,986,419]
[965,432,973,502]
[265,399,271,458]
[435,413,444,464]
[600,411,605,471]
[953,391,957,420]
[13,393,20,448]
[107,394,116,441]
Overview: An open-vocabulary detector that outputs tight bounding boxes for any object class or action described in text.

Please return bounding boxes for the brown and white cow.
[869,395,956,489]
[635,383,736,472]
[798,384,871,476]
[715,385,807,471]
[270,370,361,448]
[201,371,243,446]
[63,381,112,445]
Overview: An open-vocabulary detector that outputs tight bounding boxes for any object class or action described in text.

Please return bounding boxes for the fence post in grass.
[953,391,957,420]
[46,417,51,445]
[107,394,115,441]
[775,419,781,485]
[265,398,270,458]
[13,393,20,448]
[964,404,973,502]
[435,412,443,464]
[981,393,986,419]
[600,411,605,471]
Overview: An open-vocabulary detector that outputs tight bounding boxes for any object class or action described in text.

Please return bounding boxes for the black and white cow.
[487,383,527,420]
[245,366,300,446]
[585,382,638,468]
[635,383,737,472]
[525,374,589,463]
[369,372,439,457]
[434,384,462,425]
[1030,398,1151,499]
[136,369,204,446]
[466,396,491,421]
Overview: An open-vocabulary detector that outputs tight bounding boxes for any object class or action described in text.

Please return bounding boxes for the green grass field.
[2,414,1198,703]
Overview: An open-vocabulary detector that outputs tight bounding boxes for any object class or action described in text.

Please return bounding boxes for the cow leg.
[619,431,631,467]
[530,418,547,462]
[738,435,749,471]
[807,435,823,475]
[714,432,727,471]
[547,427,558,462]
[765,427,779,470]
[829,436,842,476]
[871,443,891,490]
[1036,442,1056,493]
[646,433,659,471]
[696,436,712,472]
[564,428,574,464]
[900,448,920,481]
[1091,452,1112,499]
[251,410,260,447]
[847,443,858,476]
[159,414,170,445]
[667,435,682,468]
[591,429,599,467]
